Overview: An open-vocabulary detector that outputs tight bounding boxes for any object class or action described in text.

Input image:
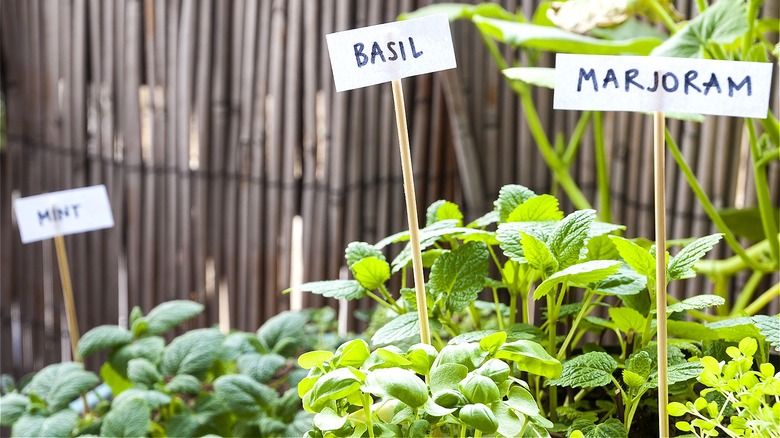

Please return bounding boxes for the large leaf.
[160,328,224,377]
[608,307,645,334]
[0,393,29,426]
[665,295,725,314]
[549,210,596,269]
[495,340,562,378]
[237,352,286,384]
[507,194,563,222]
[214,374,279,417]
[307,368,362,411]
[143,300,204,336]
[364,368,429,408]
[652,0,748,58]
[11,410,79,438]
[332,339,371,368]
[372,312,420,346]
[645,361,703,389]
[609,236,656,277]
[590,265,646,296]
[127,358,163,388]
[101,397,151,437]
[429,241,489,312]
[547,352,617,388]
[503,67,555,89]
[352,257,391,290]
[23,362,100,412]
[257,310,309,355]
[77,325,134,359]
[474,16,661,55]
[667,234,722,280]
[533,260,621,300]
[291,280,366,301]
[108,336,165,378]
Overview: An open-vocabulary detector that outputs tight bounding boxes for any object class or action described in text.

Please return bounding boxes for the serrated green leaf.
[494,185,537,222]
[429,241,489,313]
[108,336,166,378]
[645,361,703,389]
[586,234,619,262]
[495,340,562,378]
[165,374,201,395]
[652,0,748,58]
[0,393,29,426]
[608,307,646,334]
[666,295,725,314]
[101,397,151,437]
[752,314,779,350]
[591,266,646,296]
[475,15,661,55]
[610,236,656,277]
[622,370,645,389]
[237,352,286,384]
[214,374,279,416]
[548,352,617,388]
[503,67,555,89]
[77,325,134,359]
[507,194,563,222]
[391,220,463,272]
[160,328,224,377]
[549,210,596,269]
[112,388,171,409]
[364,368,428,408]
[371,312,420,346]
[626,350,652,378]
[521,232,558,278]
[23,362,100,412]
[352,257,391,290]
[345,241,385,268]
[11,409,79,438]
[570,418,628,438]
[127,358,162,388]
[667,234,722,280]
[426,200,464,226]
[707,317,763,342]
[533,260,621,300]
[144,300,204,336]
[292,280,366,301]
[257,310,309,356]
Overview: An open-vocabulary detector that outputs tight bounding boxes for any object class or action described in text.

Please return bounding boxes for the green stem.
[366,290,400,312]
[492,287,506,330]
[474,430,483,438]
[746,120,780,268]
[743,282,780,315]
[546,290,559,423]
[730,271,764,315]
[557,290,593,360]
[666,128,769,271]
[646,0,678,32]
[363,393,375,438]
[509,292,518,325]
[695,0,708,12]
[741,0,760,57]
[593,111,613,223]
[713,276,729,317]
[624,388,648,431]
[460,424,467,438]
[562,111,593,166]
[696,235,777,275]
[468,304,481,330]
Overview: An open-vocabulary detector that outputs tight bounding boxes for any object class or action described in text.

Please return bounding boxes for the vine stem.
[746,120,780,267]
[593,112,612,223]
[743,282,780,315]
[557,290,594,360]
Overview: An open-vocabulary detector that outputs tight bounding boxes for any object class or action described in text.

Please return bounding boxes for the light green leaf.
[521,232,558,278]
[534,260,621,300]
[160,328,224,377]
[547,352,617,388]
[292,280,366,301]
[468,210,500,228]
[376,347,413,367]
[608,307,646,334]
[570,418,628,438]
[0,393,29,426]
[101,398,151,437]
[474,16,661,55]
[585,234,619,262]
[652,0,748,58]
[352,257,391,290]
[433,343,487,371]
[646,361,703,389]
[426,200,463,226]
[507,194,563,222]
[308,368,362,411]
[475,359,510,385]
[429,241,489,313]
[667,234,722,280]
[666,295,725,314]
[707,317,763,342]
[345,241,385,268]
[364,368,428,408]
[625,350,652,378]
[143,300,204,336]
[505,385,540,417]
[666,320,720,342]
[77,325,134,359]
[590,266,646,296]
[493,402,525,438]
[298,350,334,370]
[333,339,371,368]
[372,312,420,346]
[752,314,780,350]
[609,236,655,277]
[11,410,79,438]
[459,374,501,405]
[259,311,309,356]
[549,210,596,269]
[406,343,438,375]
[23,362,100,412]
[495,340,562,378]
[313,407,347,431]
[112,388,171,409]
[622,370,645,389]
[108,336,165,378]
[430,363,469,395]
[460,403,499,433]
[391,220,463,272]
[503,67,555,89]
[495,185,537,222]
[214,374,278,416]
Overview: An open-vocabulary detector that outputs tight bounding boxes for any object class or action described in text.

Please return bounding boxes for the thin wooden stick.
[391,79,431,346]
[53,234,80,361]
[654,111,669,438]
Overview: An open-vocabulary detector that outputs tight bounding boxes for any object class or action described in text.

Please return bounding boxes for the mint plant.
[0,301,318,437]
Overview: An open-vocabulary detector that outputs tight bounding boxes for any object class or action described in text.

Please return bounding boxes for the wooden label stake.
[654,111,669,437]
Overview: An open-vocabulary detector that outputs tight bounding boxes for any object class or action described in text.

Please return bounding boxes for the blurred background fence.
[1,0,778,379]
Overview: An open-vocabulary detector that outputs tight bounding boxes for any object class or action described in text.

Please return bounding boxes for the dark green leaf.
[345,241,385,268]
[667,234,722,280]
[495,185,537,222]
[109,336,166,377]
[160,328,224,377]
[291,280,366,301]
[429,241,489,313]
[391,220,464,272]
[101,397,151,437]
[112,388,171,409]
[257,310,309,355]
[127,358,162,388]
[645,361,703,389]
[652,0,748,58]
[165,374,201,395]
[11,410,79,438]
[707,317,763,342]
[549,210,596,269]
[24,362,100,412]
[752,314,780,350]
[371,312,420,346]
[214,374,279,416]
[77,325,134,359]
[533,260,621,300]
[237,352,286,384]
[548,352,617,388]
[666,295,725,314]
[570,418,628,438]
[591,265,646,296]
[144,300,204,336]
[719,207,779,242]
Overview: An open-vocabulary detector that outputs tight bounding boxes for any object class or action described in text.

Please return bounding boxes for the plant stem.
[492,287,506,330]
[562,112,592,166]
[746,120,780,268]
[695,0,708,12]
[713,276,729,317]
[666,129,770,271]
[363,393,375,438]
[546,289,559,423]
[646,0,679,32]
[730,271,763,315]
[366,290,400,312]
[468,304,481,330]
[743,282,780,315]
[558,291,594,360]
[593,112,613,223]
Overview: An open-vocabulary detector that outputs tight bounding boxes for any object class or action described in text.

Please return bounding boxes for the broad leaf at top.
[667,234,722,280]
[345,241,385,269]
[652,0,748,58]
[494,185,537,222]
[429,241,489,313]
[352,257,391,290]
[507,194,564,222]
[549,210,596,269]
[547,351,617,388]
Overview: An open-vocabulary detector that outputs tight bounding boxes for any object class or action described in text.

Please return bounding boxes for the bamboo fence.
[1,0,777,379]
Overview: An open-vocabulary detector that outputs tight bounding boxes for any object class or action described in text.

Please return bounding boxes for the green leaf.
[534,260,621,300]
[505,385,540,417]
[100,362,132,396]
[608,307,646,334]
[667,234,722,280]
[707,317,763,342]
[127,358,162,388]
[364,368,428,408]
[591,266,646,296]
[430,363,469,395]
[503,67,555,89]
[0,393,29,426]
[752,314,780,350]
[291,280,366,301]
[391,220,463,272]
[371,312,420,346]
[332,339,371,368]
[719,207,780,243]
[549,210,596,269]
[585,234,620,262]
[406,343,438,375]
[352,257,391,290]
[475,358,510,385]
[101,398,151,437]
[143,300,204,336]
[77,325,134,359]
[495,340,562,378]
[570,418,628,438]
[609,236,656,277]
[237,352,286,384]
[112,388,171,409]
[298,350,335,370]
[646,361,703,389]
[11,410,79,438]
[24,362,100,411]
[625,350,652,378]
[460,403,499,433]
[313,407,347,431]
[521,232,558,278]
[165,374,201,395]
[479,332,508,355]
[429,241,489,313]
[345,241,385,269]
[459,374,501,405]
[258,310,309,356]
[507,194,563,222]
[652,0,748,58]
[308,368,362,411]
[548,352,617,388]
[468,210,500,228]
[495,185,537,222]
[160,328,224,377]
[666,295,725,314]
[109,336,166,378]
[214,374,278,416]
[474,16,661,55]
[375,347,413,367]
[426,200,464,226]
[493,402,524,438]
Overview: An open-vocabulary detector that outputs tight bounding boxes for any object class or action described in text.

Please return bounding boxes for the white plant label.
[14,185,115,243]
[326,14,456,92]
[554,54,773,118]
